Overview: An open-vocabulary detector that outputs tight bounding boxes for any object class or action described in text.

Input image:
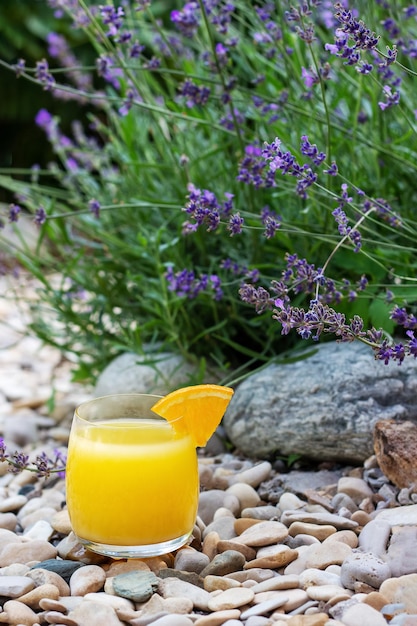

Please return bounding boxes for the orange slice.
[151,384,234,447]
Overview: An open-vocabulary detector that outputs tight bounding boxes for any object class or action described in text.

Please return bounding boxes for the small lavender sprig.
[0,438,66,479]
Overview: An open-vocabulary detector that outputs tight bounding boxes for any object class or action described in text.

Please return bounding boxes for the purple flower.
[378,85,400,110]
[35,109,55,139]
[0,438,8,462]
[332,207,349,236]
[228,213,244,235]
[88,199,101,218]
[261,206,281,239]
[34,207,47,226]
[8,204,21,223]
[391,306,417,330]
[324,161,338,175]
[239,284,274,314]
[300,135,326,165]
[301,67,318,88]
[183,184,236,232]
[9,452,30,474]
[100,5,125,37]
[165,266,223,300]
[35,59,55,91]
[178,80,211,108]
[357,275,368,291]
[406,331,417,358]
[171,3,200,37]
[14,58,26,77]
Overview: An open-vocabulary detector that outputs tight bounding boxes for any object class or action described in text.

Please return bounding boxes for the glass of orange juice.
[65,393,199,558]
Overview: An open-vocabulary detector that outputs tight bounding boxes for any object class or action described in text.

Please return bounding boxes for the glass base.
[78,531,192,559]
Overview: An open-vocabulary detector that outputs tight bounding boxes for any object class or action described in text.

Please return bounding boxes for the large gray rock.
[94,351,222,397]
[223,341,417,464]
[94,351,198,397]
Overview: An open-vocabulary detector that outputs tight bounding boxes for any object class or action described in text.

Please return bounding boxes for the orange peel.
[151,384,234,447]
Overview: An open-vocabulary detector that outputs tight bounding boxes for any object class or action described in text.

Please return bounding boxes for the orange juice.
[66,395,199,557]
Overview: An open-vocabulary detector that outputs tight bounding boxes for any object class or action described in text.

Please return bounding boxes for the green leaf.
[368,298,395,333]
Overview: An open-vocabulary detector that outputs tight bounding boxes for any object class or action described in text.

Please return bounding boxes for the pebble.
[23,519,54,541]
[0,575,35,598]
[158,577,212,611]
[207,587,255,610]
[0,599,40,625]
[0,539,57,566]
[112,570,159,602]
[385,526,417,577]
[204,575,241,591]
[337,477,374,504]
[227,462,272,487]
[199,491,240,525]
[144,616,193,626]
[18,582,60,609]
[244,548,299,570]
[358,519,391,556]
[341,602,389,626]
[374,504,417,526]
[240,595,289,619]
[51,509,73,535]
[83,591,135,611]
[0,511,17,530]
[380,574,417,613]
[194,609,241,626]
[175,547,210,574]
[26,567,71,596]
[288,522,337,541]
[299,568,341,589]
[233,521,288,546]
[340,551,392,590]
[30,559,85,583]
[203,516,237,540]
[217,538,257,561]
[281,511,358,531]
[306,585,352,602]
[304,539,352,569]
[226,483,261,511]
[69,564,107,595]
[251,574,300,593]
[0,494,28,512]
[138,593,193,616]
[241,505,279,520]
[200,550,246,577]
[68,599,123,625]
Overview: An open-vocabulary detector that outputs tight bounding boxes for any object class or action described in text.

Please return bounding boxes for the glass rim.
[74,392,184,425]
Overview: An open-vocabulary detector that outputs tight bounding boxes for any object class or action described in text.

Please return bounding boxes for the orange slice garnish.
[151,384,234,447]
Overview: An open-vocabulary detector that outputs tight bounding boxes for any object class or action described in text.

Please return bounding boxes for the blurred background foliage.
[0,0,94,196]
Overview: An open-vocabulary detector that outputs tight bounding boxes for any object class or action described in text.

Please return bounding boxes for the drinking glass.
[66,393,199,558]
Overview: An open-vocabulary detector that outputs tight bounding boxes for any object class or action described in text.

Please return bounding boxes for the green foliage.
[0,0,417,381]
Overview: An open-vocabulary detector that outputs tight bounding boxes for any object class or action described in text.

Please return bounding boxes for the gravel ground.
[0,275,417,626]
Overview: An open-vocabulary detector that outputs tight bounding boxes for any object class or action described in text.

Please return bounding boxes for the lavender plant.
[0,0,417,384]
[0,438,66,478]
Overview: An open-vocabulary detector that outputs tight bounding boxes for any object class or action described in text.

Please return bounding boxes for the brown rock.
[373,420,417,488]
[217,539,256,561]
[234,518,262,534]
[202,531,220,561]
[363,591,389,611]
[380,573,417,613]
[18,583,60,610]
[243,548,298,570]
[0,599,40,625]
